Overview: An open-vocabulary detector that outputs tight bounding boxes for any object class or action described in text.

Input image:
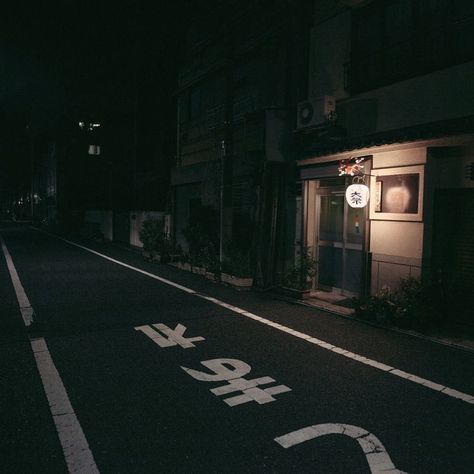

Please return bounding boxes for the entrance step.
[310,290,348,304]
[304,297,355,316]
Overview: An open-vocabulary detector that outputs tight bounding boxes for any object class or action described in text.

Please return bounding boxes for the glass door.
[316,184,365,296]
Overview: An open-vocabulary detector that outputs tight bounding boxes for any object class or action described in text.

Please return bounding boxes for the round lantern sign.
[346,184,370,208]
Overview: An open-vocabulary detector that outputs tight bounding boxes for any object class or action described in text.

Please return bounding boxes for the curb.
[295,297,474,354]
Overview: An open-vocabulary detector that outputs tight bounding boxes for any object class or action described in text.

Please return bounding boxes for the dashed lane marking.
[34,230,474,406]
[0,233,100,474]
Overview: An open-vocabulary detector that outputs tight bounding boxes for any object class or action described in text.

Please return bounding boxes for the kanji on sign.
[181,358,292,407]
[345,184,369,208]
[135,323,205,349]
[350,190,363,205]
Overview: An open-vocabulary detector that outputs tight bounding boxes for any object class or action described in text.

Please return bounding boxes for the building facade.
[296,0,474,326]
[171,1,312,286]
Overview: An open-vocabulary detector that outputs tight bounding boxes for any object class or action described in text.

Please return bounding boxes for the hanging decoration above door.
[339,157,370,208]
[345,183,369,208]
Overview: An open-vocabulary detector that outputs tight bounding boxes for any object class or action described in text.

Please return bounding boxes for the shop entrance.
[314,179,367,297]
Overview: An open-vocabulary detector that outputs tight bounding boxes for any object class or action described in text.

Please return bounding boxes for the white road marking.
[182,358,292,406]
[1,235,34,326]
[135,323,205,349]
[274,423,408,474]
[31,338,100,474]
[35,231,474,406]
[181,358,251,382]
[0,234,99,474]
[46,233,196,294]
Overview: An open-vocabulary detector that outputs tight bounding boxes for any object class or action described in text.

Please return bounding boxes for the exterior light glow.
[79,122,101,130]
[385,182,411,213]
[88,145,101,155]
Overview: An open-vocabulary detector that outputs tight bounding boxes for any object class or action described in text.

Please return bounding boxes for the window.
[369,165,424,221]
[190,88,202,121]
[349,0,474,93]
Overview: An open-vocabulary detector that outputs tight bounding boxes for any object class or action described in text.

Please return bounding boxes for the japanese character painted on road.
[135,323,205,349]
[181,358,292,407]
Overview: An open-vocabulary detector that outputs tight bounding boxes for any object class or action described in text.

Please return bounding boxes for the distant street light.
[79,121,101,131]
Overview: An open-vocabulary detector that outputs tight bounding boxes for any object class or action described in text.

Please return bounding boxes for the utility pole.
[29,127,35,219]
[219,139,226,271]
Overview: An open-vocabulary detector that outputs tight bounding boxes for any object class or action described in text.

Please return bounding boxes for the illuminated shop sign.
[339,157,370,208]
[345,183,370,208]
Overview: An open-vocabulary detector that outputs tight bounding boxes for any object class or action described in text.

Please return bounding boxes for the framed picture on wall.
[369,165,424,221]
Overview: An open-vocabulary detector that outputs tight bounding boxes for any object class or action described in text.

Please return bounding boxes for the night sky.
[0,1,197,192]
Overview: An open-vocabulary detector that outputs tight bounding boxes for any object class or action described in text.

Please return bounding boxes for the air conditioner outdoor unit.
[296,96,336,129]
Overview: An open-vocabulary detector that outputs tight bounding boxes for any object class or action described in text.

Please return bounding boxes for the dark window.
[190,88,202,121]
[349,0,474,93]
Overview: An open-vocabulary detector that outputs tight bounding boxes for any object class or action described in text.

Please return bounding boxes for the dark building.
[1,2,181,242]
[171,0,313,286]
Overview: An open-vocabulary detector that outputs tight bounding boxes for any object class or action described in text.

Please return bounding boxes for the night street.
[1,223,473,473]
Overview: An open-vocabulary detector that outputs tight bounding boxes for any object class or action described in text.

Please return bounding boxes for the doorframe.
[306,176,370,297]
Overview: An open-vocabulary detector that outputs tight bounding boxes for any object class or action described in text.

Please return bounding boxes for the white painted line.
[36,231,474,406]
[0,235,34,326]
[31,338,100,474]
[274,423,407,474]
[0,233,99,474]
[38,231,196,295]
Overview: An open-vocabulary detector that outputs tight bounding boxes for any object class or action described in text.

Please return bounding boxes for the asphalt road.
[1,223,473,473]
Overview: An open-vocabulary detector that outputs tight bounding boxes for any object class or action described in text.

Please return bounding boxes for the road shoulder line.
[1,234,34,326]
[0,233,100,474]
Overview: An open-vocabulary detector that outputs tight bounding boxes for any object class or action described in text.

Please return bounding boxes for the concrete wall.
[84,210,168,247]
[84,210,113,241]
[339,61,474,137]
[369,147,427,293]
[308,1,474,135]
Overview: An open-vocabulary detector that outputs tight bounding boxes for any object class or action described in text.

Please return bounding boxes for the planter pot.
[221,273,253,290]
[170,262,192,271]
[192,266,206,275]
[205,271,217,281]
[143,250,161,262]
[278,286,311,300]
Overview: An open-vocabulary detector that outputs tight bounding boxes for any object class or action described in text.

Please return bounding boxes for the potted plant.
[280,247,317,300]
[182,203,219,275]
[139,219,172,262]
[221,247,253,290]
